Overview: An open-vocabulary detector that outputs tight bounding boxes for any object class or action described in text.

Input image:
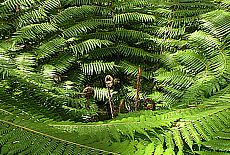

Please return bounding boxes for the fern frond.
[0,24,13,36]
[186,124,202,147]
[195,151,230,155]
[156,9,230,106]
[63,19,113,38]
[30,102,230,154]
[114,0,161,13]
[176,50,206,74]
[82,61,116,75]
[202,139,230,152]
[143,37,188,52]
[173,8,213,17]
[60,0,111,6]
[93,87,109,101]
[124,86,143,101]
[88,47,115,59]
[1,0,37,12]
[158,92,179,107]
[214,131,230,140]
[118,61,138,76]
[172,129,184,152]
[13,23,57,44]
[52,5,110,24]
[89,45,159,62]
[40,0,61,12]
[165,131,175,150]
[1,1,230,154]
[14,53,36,72]
[0,112,117,154]
[36,37,66,59]
[219,0,230,10]
[17,9,48,28]
[181,75,226,104]
[151,26,186,39]
[113,12,155,24]
[201,10,230,38]
[156,69,193,90]
[51,107,230,153]
[70,39,113,56]
[117,45,157,62]
[41,64,57,78]
[90,29,152,43]
[115,29,152,42]
[188,31,221,56]
[154,144,164,155]
[193,121,210,141]
[144,142,155,155]
[180,126,193,150]
[46,52,76,73]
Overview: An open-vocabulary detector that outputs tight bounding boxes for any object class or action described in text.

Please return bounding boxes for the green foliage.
[0,0,163,118]
[1,0,230,154]
[0,108,116,155]
[0,91,229,154]
[154,9,230,107]
[13,23,58,44]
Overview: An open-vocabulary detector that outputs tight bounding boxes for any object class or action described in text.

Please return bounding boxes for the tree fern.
[0,86,230,154]
[1,0,230,154]
[155,9,230,107]
[47,98,230,154]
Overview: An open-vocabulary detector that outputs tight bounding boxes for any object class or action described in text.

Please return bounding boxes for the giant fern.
[154,9,230,107]
[1,89,229,154]
[1,0,230,154]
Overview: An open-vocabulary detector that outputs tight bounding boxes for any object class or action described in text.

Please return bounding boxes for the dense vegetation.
[0,0,230,154]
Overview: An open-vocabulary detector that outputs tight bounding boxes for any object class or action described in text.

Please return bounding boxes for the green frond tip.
[1,0,36,12]
[70,39,113,56]
[214,132,230,140]
[113,12,155,24]
[14,53,36,72]
[93,87,109,101]
[13,23,57,44]
[46,52,76,73]
[117,45,158,61]
[63,20,113,38]
[82,61,117,75]
[173,129,184,151]
[201,10,230,38]
[195,151,230,155]
[202,139,230,152]
[119,61,139,76]
[41,0,61,11]
[17,9,47,28]
[176,50,206,74]
[156,69,193,89]
[52,5,110,24]
[36,37,66,59]
[188,31,221,56]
